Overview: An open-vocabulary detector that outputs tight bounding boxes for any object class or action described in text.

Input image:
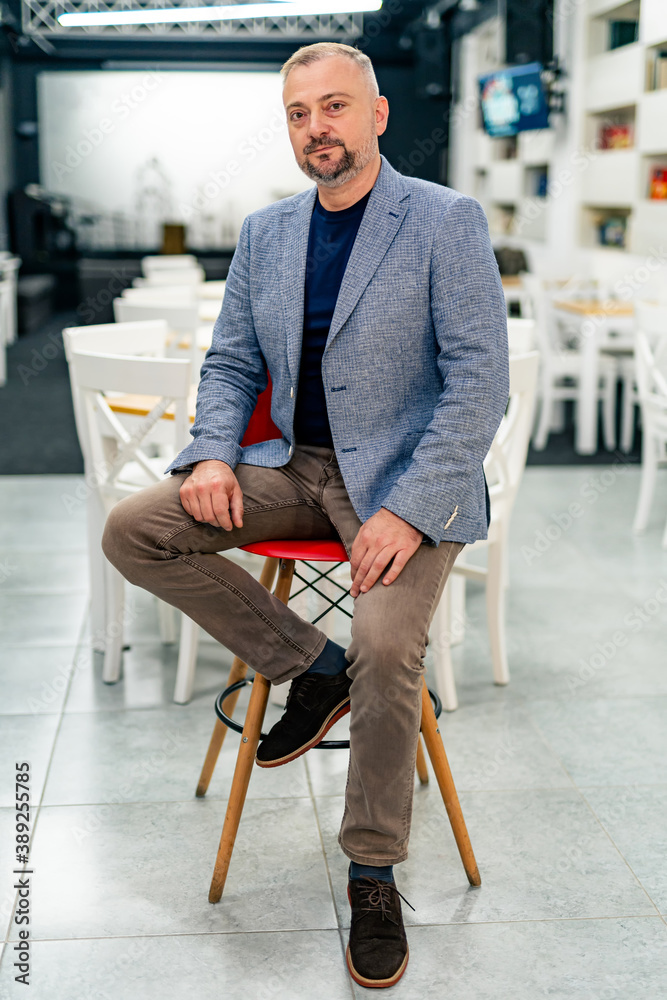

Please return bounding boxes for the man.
[103,41,508,989]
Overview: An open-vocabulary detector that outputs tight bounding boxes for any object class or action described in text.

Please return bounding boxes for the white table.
[552,298,634,454]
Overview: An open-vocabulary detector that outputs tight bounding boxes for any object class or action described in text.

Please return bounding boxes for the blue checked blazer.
[166,155,509,545]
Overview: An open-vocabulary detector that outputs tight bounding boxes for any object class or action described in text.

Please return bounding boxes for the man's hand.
[179,460,244,531]
[350,508,423,598]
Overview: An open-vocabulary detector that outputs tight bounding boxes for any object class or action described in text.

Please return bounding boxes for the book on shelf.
[598,123,633,149]
[654,52,667,91]
[598,216,627,249]
[649,168,667,200]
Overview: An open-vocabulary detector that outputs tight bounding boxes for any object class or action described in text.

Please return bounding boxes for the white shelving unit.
[451,0,667,265]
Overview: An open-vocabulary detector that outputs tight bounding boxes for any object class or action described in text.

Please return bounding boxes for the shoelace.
[354,878,415,923]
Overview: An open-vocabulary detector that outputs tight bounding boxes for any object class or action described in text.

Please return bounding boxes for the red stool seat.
[241,539,349,562]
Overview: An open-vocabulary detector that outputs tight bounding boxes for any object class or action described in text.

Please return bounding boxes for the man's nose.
[308,111,331,138]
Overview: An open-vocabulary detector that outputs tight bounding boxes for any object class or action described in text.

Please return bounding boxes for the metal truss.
[21,0,365,38]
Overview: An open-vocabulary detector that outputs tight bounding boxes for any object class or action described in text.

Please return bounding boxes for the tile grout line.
[9,911,667,947]
[578,788,665,917]
[303,758,356,1000]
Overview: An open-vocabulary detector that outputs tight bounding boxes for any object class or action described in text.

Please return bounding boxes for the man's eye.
[329,103,344,111]
[290,111,305,121]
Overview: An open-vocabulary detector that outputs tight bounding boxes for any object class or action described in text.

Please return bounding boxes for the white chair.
[141,254,198,275]
[136,268,206,287]
[0,255,21,346]
[63,320,170,647]
[65,333,192,681]
[123,286,199,303]
[521,273,618,451]
[429,352,540,711]
[507,317,536,355]
[113,298,212,382]
[63,321,202,700]
[619,302,667,455]
[632,306,667,545]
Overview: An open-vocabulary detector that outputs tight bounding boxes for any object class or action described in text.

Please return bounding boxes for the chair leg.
[429,583,459,711]
[196,655,250,797]
[208,671,272,903]
[601,373,617,452]
[420,679,481,886]
[173,615,201,705]
[157,600,178,645]
[486,540,509,686]
[102,557,125,683]
[196,558,279,792]
[415,735,429,785]
[532,383,554,450]
[633,435,658,533]
[620,382,636,454]
[208,558,294,902]
[87,495,108,652]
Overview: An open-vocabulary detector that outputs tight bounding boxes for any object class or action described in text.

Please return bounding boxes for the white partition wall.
[37,70,313,248]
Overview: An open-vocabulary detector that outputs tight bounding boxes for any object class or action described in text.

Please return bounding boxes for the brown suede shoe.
[346,877,413,989]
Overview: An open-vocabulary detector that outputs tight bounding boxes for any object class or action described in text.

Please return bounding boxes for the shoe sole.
[345,946,409,990]
[255,697,350,768]
[345,885,409,989]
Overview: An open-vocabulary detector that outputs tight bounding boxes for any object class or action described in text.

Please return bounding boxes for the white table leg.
[576,318,604,455]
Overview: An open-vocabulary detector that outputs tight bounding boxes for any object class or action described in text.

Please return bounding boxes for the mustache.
[303,139,345,155]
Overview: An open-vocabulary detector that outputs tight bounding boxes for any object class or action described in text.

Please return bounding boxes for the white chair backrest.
[67,346,191,504]
[140,268,205,286]
[635,301,667,338]
[507,318,536,355]
[125,284,199,302]
[635,330,667,404]
[484,352,540,514]
[113,298,199,334]
[520,274,559,356]
[63,320,169,361]
[142,254,197,274]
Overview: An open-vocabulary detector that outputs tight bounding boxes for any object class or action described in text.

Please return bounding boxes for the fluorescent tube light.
[58,0,381,27]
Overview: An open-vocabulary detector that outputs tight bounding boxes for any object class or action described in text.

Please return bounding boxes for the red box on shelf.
[598,124,633,149]
[649,168,667,199]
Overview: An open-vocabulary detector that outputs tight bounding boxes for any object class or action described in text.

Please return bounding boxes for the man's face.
[283,55,387,188]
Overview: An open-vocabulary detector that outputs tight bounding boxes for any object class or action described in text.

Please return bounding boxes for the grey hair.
[280,42,380,98]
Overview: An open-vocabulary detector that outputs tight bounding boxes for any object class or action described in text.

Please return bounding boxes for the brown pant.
[102,445,463,865]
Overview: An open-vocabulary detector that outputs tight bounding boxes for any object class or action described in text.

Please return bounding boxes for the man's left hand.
[350,508,423,598]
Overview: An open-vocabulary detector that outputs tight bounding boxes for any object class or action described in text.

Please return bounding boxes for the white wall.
[37,69,313,247]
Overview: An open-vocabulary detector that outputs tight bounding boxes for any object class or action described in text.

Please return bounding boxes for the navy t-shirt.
[293,189,371,448]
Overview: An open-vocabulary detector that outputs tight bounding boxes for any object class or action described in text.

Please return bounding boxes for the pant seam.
[179,554,316,658]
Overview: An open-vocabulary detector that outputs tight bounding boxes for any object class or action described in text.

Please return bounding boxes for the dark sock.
[349,861,395,883]
[305,638,349,677]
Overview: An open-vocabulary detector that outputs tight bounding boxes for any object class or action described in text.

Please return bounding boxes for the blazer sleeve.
[164,216,268,474]
[380,195,509,541]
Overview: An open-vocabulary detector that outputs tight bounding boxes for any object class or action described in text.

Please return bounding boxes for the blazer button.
[288,445,293,456]
[290,387,294,398]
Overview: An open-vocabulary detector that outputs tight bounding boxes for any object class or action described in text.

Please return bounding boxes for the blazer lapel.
[325,157,410,354]
[280,186,317,385]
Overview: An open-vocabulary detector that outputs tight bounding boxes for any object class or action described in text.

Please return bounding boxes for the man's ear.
[375,97,389,136]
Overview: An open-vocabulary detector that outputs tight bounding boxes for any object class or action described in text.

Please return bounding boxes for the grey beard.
[299,135,378,189]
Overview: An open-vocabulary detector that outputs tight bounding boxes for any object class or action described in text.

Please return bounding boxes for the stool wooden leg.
[415,735,429,785]
[195,557,279,798]
[208,671,271,902]
[208,559,295,903]
[420,679,481,887]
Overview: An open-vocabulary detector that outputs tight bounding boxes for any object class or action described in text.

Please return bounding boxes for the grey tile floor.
[1,466,666,999]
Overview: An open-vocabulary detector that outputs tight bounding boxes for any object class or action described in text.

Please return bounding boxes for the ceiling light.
[58,0,381,28]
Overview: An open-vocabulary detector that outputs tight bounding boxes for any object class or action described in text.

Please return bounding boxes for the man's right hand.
[179,460,244,531]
